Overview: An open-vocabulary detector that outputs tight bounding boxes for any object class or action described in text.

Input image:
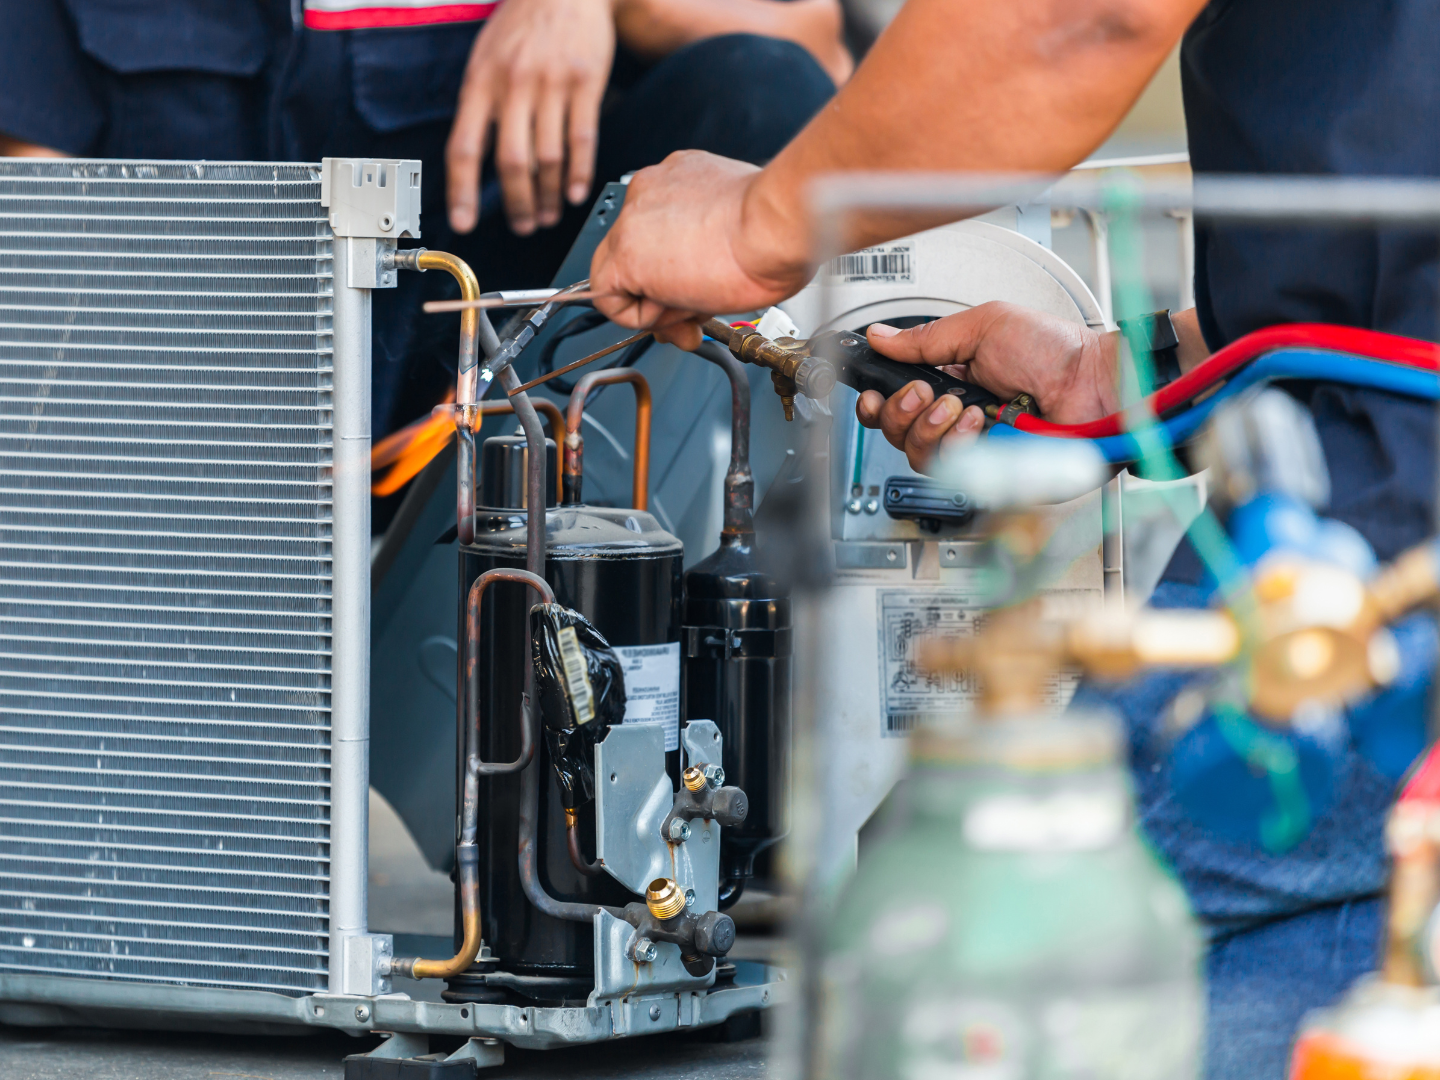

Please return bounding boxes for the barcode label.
[825,242,915,285]
[886,712,926,734]
[556,626,595,725]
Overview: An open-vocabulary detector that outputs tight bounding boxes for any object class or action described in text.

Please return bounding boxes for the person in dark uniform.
[0,0,845,438]
[584,0,1439,1074]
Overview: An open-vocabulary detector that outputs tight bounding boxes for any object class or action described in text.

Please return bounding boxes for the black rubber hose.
[717,877,746,910]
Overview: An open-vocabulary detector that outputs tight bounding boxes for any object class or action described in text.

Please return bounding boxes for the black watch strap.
[1116,309,1182,389]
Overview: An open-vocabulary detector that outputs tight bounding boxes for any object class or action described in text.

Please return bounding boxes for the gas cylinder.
[453,432,683,1000]
[816,710,1204,1079]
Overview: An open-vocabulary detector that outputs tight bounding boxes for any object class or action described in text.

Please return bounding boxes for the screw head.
[634,939,658,963]
[701,763,725,789]
[668,818,692,842]
[685,888,696,908]
[354,1004,370,1022]
[649,1004,662,1021]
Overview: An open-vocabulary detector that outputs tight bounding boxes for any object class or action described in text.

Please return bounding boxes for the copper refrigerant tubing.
[424,290,599,314]
[692,340,754,540]
[390,568,555,981]
[564,369,651,509]
[432,398,567,504]
[507,331,652,396]
[564,807,605,877]
[404,249,482,545]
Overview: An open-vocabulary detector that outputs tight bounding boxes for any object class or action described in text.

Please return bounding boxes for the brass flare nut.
[683,766,707,792]
[646,877,688,921]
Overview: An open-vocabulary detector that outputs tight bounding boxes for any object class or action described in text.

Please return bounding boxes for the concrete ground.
[0,792,775,1079]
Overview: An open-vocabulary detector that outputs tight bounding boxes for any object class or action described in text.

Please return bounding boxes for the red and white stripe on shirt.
[303,0,498,30]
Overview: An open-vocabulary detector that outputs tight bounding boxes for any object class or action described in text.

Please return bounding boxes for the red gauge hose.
[1011,323,1440,439]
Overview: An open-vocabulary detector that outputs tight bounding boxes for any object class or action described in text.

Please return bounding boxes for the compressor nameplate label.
[614,642,681,751]
[878,588,1084,735]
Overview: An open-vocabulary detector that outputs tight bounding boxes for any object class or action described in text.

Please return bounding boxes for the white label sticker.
[825,241,915,285]
[878,589,1084,736]
[613,642,681,751]
[555,625,595,725]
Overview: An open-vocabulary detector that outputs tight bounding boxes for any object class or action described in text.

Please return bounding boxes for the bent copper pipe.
[499,367,605,921]
[694,341,755,540]
[431,397,566,507]
[393,564,555,980]
[499,367,547,581]
[564,808,604,877]
[476,399,565,506]
[410,250,481,546]
[563,370,651,509]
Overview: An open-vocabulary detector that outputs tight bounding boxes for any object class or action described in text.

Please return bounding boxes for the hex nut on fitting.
[683,766,706,792]
[646,877,688,920]
[701,764,726,789]
[693,910,737,956]
[668,818,692,843]
[633,938,659,963]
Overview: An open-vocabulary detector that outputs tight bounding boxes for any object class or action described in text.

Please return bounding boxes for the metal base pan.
[0,962,781,1048]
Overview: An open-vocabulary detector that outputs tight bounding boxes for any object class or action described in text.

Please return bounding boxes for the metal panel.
[0,160,333,995]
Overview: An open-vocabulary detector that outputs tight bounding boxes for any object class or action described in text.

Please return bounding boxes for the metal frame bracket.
[322,158,422,241]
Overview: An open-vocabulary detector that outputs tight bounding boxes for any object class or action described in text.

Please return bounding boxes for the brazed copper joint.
[646,878,688,921]
[409,250,482,545]
[564,369,651,509]
[700,317,836,422]
[683,766,707,793]
[391,567,555,980]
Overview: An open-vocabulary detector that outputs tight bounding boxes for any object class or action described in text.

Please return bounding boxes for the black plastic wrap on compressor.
[530,604,627,809]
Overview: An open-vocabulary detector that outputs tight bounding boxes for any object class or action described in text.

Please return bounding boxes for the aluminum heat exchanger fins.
[0,161,333,995]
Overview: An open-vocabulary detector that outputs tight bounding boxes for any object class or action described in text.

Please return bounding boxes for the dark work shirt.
[1181,0,1440,562]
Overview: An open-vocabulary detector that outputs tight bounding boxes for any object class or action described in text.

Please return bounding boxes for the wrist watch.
[1116,309,1181,390]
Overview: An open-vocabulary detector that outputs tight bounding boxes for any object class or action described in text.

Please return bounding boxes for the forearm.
[739,0,1206,278]
[615,0,847,77]
[616,0,789,57]
[0,132,66,157]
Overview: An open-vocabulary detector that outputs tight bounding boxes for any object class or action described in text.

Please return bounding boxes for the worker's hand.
[855,303,1120,473]
[447,0,616,236]
[590,150,812,349]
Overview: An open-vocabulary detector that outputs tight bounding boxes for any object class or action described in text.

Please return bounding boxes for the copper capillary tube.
[424,291,598,314]
[507,331,652,396]
[564,369,651,510]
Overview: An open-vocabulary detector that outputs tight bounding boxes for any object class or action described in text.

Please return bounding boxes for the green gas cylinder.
[816,711,1203,1079]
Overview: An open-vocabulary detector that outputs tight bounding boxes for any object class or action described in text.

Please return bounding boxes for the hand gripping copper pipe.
[563,370,651,509]
[391,566,556,980]
[405,250,482,545]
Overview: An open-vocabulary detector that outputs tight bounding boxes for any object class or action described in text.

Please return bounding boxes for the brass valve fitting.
[646,877,688,921]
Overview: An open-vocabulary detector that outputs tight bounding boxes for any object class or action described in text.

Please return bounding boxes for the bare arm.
[591,0,1208,343]
[0,133,66,157]
[614,0,852,85]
